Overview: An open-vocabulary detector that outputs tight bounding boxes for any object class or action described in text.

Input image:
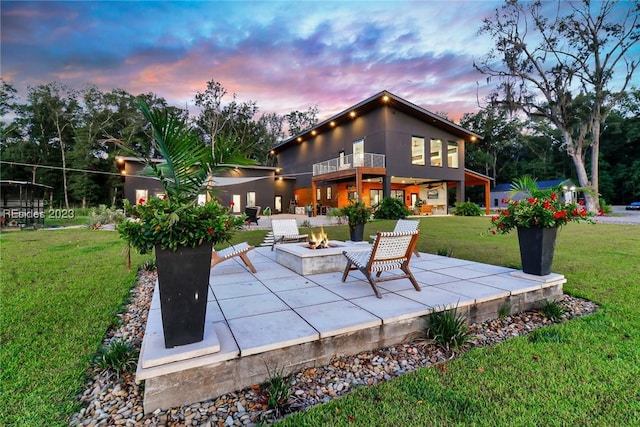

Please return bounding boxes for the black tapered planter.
[349,223,365,242]
[517,226,558,276]
[155,243,213,348]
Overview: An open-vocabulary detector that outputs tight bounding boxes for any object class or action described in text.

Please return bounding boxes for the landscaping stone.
[70,270,598,426]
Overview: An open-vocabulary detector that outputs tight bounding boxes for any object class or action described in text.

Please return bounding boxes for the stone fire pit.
[275,241,371,275]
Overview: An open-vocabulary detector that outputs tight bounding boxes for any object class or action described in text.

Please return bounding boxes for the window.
[370,189,383,206]
[353,138,364,166]
[197,194,206,206]
[411,136,425,165]
[246,192,256,207]
[391,189,405,202]
[430,139,442,167]
[316,188,321,201]
[232,194,241,213]
[326,187,332,200]
[135,189,148,205]
[447,141,459,168]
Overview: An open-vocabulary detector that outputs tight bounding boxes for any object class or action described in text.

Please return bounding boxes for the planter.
[349,222,365,242]
[516,226,558,276]
[155,243,213,348]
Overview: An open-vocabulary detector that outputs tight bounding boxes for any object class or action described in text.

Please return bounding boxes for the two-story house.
[272,90,489,215]
[119,90,490,215]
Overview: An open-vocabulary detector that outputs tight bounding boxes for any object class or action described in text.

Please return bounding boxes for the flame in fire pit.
[308,227,330,249]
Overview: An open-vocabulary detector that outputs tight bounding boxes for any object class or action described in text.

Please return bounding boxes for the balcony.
[313,153,385,176]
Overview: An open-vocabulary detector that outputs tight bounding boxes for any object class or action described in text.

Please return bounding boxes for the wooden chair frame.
[342,230,421,298]
[211,242,256,273]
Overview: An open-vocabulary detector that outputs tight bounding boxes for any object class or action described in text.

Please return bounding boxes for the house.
[116,157,290,215]
[272,90,489,214]
[120,90,490,215]
[490,179,577,208]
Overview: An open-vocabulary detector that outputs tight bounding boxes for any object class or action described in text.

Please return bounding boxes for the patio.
[136,245,566,413]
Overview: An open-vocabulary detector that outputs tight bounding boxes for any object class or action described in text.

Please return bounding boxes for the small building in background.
[0,180,52,228]
[490,179,577,209]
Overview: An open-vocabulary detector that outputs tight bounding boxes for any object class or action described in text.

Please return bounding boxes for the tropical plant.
[372,197,411,220]
[117,101,253,255]
[338,201,373,230]
[488,176,594,235]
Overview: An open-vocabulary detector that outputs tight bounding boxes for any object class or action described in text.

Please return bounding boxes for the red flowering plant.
[488,176,594,235]
[117,101,253,255]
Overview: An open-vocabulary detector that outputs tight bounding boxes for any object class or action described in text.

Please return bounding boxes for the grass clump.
[95,338,139,376]
[540,299,566,322]
[264,364,291,417]
[426,305,474,350]
[436,247,453,257]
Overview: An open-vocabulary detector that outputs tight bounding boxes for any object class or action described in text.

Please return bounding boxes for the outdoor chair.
[270,218,308,250]
[211,242,256,273]
[370,218,421,257]
[245,206,261,226]
[342,229,421,298]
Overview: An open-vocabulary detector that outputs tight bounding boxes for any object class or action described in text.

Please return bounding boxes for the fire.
[309,227,330,249]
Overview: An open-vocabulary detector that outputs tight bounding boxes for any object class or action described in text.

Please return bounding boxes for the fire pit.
[307,227,335,250]
[275,240,371,275]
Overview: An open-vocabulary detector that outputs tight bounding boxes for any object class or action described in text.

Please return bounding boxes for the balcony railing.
[313,153,385,176]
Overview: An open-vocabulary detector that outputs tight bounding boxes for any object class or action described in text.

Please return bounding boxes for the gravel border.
[70,271,598,426]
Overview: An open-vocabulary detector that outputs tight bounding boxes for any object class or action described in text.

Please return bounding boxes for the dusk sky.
[1,1,637,123]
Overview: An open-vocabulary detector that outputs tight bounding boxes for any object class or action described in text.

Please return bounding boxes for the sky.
[1,1,637,124]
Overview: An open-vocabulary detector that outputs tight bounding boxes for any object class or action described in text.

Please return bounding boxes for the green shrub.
[88,205,126,229]
[453,201,483,216]
[426,305,474,350]
[94,338,139,376]
[599,198,613,215]
[373,197,411,220]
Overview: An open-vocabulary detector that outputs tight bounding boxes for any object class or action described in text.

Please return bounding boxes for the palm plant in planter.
[117,102,252,348]
[488,176,593,275]
[339,201,373,241]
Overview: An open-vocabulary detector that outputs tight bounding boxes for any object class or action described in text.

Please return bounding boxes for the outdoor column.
[311,180,317,217]
[484,181,491,214]
[355,169,362,203]
[383,175,391,198]
[456,181,464,206]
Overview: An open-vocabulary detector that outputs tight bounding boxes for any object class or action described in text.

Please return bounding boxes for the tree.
[460,106,524,182]
[475,0,640,212]
[16,83,80,208]
[286,106,319,136]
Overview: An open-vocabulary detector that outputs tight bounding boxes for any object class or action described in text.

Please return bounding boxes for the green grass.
[0,229,143,426]
[277,217,640,426]
[2,217,639,425]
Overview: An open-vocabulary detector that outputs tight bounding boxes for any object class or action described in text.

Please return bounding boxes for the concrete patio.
[136,244,566,413]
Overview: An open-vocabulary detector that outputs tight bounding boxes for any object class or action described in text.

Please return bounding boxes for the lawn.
[1,217,638,425]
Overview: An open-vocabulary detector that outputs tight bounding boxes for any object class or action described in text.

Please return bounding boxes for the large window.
[411,136,425,165]
[391,189,405,202]
[353,138,364,167]
[430,139,442,167]
[370,189,383,206]
[447,141,459,168]
[246,191,256,207]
